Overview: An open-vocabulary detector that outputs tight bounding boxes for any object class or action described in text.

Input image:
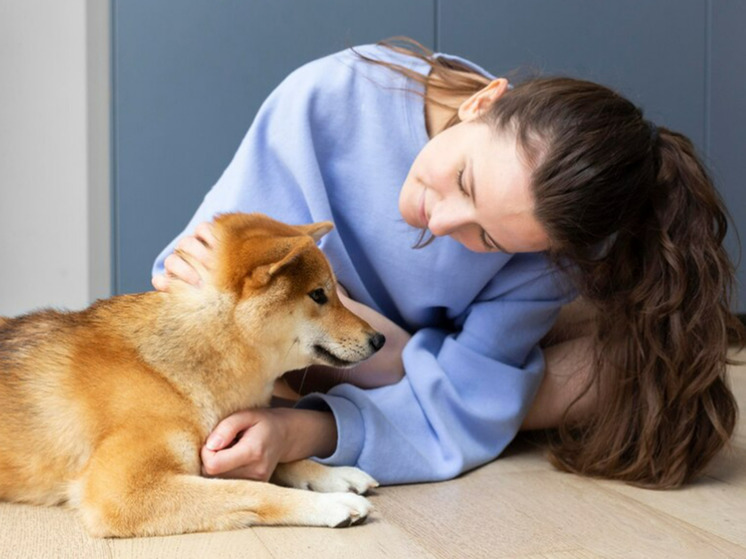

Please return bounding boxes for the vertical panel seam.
[704,0,712,159]
[110,0,119,294]
[434,0,439,51]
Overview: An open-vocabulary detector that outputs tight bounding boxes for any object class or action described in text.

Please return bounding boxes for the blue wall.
[112,0,746,312]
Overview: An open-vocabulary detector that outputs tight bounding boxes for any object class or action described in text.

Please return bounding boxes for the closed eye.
[480,230,497,251]
[457,168,467,196]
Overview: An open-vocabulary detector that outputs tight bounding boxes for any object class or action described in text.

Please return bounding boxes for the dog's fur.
[0,213,384,537]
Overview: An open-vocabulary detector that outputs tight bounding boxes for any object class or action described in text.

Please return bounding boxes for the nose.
[427,198,470,237]
[369,332,386,352]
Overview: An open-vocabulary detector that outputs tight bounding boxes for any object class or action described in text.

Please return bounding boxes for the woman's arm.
[522,298,598,430]
[522,335,596,430]
[294,253,575,485]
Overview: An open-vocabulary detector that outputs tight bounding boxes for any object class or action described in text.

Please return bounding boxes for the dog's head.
[209,213,385,373]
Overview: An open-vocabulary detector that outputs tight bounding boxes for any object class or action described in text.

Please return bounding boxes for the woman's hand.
[200,408,337,481]
[152,222,217,292]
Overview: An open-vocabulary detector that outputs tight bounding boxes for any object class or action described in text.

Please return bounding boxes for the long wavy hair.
[364,37,744,488]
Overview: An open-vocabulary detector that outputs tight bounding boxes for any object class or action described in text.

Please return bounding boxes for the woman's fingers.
[201,439,258,477]
[194,221,217,249]
[176,234,215,271]
[205,410,256,451]
[151,273,171,292]
[164,252,202,287]
[201,430,276,481]
[152,222,217,291]
[200,410,279,481]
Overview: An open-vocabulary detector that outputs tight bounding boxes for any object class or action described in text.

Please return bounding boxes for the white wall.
[0,0,110,316]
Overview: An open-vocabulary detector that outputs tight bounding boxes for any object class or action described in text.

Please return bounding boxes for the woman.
[152,39,743,488]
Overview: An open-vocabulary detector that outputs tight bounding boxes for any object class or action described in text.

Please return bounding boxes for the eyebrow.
[468,160,513,254]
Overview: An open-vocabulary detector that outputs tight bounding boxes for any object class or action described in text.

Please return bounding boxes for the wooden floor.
[2,351,745,559]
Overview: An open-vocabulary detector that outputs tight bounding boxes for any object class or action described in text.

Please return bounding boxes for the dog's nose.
[369,332,385,352]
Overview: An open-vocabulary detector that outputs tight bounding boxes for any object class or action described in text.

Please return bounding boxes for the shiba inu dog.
[0,213,384,537]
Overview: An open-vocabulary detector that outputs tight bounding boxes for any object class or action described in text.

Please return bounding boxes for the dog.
[0,212,385,537]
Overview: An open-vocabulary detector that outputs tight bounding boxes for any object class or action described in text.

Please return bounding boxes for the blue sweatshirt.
[153,44,573,485]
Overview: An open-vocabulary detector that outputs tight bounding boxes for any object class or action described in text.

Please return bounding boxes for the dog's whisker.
[298,365,311,395]
[283,337,300,363]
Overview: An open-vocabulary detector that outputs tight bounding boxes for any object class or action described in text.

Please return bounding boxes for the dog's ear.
[293,221,334,243]
[249,236,315,287]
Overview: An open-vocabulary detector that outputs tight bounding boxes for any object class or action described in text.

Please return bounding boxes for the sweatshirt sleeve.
[296,252,573,484]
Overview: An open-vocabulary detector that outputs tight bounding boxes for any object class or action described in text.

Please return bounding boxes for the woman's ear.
[458,78,509,122]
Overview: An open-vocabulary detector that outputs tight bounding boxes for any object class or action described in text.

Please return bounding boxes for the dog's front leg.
[72,434,375,537]
[272,459,379,494]
[76,468,374,537]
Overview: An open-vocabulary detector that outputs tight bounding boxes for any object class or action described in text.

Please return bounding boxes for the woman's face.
[399,120,551,254]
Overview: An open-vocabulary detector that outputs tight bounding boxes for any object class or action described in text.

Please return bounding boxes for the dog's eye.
[308,288,328,305]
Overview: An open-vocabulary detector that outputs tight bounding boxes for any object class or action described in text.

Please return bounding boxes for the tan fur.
[0,213,381,537]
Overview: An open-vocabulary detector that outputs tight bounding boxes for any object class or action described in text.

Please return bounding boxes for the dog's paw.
[273,460,379,495]
[316,492,373,527]
[304,466,379,495]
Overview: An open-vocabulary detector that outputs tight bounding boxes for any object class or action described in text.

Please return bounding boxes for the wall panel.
[710,0,746,312]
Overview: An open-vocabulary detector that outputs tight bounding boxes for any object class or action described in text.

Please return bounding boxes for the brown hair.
[367,38,744,488]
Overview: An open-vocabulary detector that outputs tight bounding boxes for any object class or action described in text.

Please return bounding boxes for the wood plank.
[515,551,605,559]
[375,467,746,559]
[107,527,273,559]
[0,503,110,559]
[252,514,437,559]
[596,475,746,551]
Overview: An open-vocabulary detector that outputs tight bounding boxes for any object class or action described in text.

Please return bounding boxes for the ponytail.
[550,128,743,487]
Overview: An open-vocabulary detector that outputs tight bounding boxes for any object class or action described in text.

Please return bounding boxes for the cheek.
[401,139,455,219]
[410,137,448,182]
[400,151,431,213]
[406,151,429,186]
[398,174,419,219]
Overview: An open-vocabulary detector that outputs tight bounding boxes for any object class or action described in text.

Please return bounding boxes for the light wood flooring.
[2,351,745,559]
